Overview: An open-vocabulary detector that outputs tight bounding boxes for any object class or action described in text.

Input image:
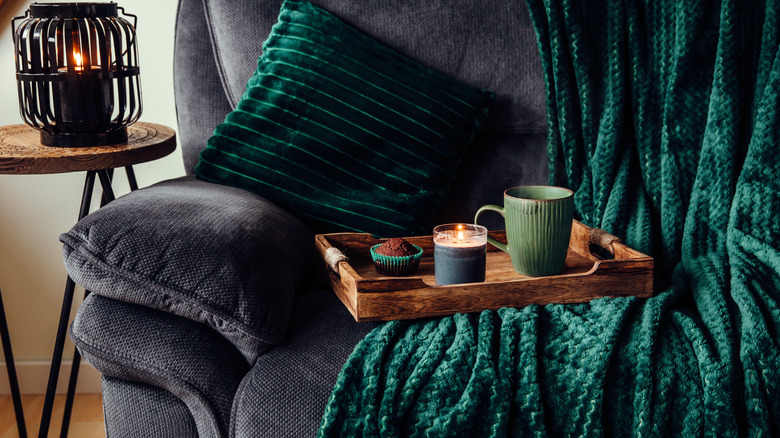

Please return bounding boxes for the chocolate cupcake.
[370,238,423,276]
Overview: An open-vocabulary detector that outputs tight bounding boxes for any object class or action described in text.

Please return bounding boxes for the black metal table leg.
[39,167,132,438]
[59,169,115,438]
[125,166,138,191]
[96,169,116,204]
[38,171,97,438]
[0,286,27,438]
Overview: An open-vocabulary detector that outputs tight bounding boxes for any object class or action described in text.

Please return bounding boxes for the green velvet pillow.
[195,0,493,237]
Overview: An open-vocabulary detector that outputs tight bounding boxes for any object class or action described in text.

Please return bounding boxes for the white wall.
[0,0,185,391]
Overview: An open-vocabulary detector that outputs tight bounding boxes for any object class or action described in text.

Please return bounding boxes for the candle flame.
[457,231,464,241]
[74,52,83,70]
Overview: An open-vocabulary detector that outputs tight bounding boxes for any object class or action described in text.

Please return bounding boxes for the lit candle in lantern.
[74,52,84,71]
[55,50,111,126]
[57,51,89,73]
[434,223,488,285]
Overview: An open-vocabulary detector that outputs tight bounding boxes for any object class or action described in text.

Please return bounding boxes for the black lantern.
[12,2,142,147]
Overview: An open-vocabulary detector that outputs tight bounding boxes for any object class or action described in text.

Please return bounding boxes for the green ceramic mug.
[475,186,574,277]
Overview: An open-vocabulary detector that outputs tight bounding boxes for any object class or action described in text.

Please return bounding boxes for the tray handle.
[589,227,621,254]
[324,247,348,277]
[588,228,622,259]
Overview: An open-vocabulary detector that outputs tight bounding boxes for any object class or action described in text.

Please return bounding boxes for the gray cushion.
[71,294,249,438]
[61,176,316,362]
[231,289,379,437]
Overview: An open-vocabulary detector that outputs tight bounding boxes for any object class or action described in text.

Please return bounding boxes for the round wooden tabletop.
[0,122,177,175]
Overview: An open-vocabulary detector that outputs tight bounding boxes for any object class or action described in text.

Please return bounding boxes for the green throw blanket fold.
[319,0,780,435]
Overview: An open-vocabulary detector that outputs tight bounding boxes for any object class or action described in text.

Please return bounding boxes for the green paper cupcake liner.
[370,243,423,276]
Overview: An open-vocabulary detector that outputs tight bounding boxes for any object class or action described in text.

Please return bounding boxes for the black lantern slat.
[12,2,142,147]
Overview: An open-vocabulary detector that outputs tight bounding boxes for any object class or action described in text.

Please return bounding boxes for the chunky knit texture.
[318,0,780,435]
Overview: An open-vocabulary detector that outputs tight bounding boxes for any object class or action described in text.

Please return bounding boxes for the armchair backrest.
[173,0,549,226]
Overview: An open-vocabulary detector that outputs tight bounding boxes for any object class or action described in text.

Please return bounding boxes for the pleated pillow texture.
[195,0,494,237]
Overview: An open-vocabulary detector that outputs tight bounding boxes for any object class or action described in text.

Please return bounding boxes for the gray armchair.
[65,0,548,436]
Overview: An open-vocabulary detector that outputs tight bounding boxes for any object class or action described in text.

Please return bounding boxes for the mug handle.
[474,205,508,253]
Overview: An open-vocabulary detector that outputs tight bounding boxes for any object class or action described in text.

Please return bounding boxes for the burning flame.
[457,224,464,242]
[74,52,84,70]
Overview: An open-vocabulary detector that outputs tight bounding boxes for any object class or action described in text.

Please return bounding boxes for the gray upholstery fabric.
[102,376,198,438]
[435,131,549,229]
[174,0,233,174]
[205,0,545,133]
[308,0,546,133]
[178,0,547,174]
[230,289,379,437]
[61,176,317,362]
[71,294,248,438]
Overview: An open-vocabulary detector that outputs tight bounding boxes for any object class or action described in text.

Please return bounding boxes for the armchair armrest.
[61,176,317,362]
[71,294,247,438]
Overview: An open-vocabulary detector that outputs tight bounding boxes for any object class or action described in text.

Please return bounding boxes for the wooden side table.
[0,122,176,438]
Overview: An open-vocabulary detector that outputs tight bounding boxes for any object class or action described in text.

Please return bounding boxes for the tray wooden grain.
[315,220,653,322]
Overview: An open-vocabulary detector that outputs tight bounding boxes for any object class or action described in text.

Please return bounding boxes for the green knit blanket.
[318,0,780,435]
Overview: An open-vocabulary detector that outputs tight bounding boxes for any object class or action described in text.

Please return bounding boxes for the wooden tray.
[315,220,653,322]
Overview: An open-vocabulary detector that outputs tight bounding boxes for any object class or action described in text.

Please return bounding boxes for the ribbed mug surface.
[503,186,573,276]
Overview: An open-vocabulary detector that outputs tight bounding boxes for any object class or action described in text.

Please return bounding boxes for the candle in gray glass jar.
[434,224,487,285]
